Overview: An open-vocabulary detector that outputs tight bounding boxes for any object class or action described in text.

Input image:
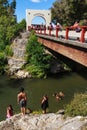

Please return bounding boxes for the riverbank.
[0,113,87,130]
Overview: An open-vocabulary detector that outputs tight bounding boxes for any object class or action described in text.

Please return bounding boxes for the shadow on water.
[75,67,87,80]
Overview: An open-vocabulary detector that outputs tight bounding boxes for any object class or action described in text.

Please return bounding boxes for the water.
[0,72,87,121]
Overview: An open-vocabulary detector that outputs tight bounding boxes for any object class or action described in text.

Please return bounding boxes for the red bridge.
[28,26,87,67]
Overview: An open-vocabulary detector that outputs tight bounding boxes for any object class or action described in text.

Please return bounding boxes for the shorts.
[19,99,26,108]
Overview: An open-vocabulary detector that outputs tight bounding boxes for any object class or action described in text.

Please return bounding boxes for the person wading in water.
[17,87,27,115]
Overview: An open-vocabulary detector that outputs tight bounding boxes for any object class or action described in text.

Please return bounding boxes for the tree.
[0,0,16,16]
[8,0,16,16]
[51,0,87,26]
[0,0,16,74]
[25,31,51,78]
[0,0,7,16]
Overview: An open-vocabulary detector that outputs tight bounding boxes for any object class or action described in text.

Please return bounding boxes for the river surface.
[0,71,87,121]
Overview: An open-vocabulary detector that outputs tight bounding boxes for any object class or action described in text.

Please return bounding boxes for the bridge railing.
[28,25,87,43]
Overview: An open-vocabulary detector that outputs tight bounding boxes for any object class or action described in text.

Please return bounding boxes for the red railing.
[28,26,87,43]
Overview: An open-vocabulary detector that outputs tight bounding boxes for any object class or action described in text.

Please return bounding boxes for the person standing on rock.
[41,95,49,114]
[17,87,27,115]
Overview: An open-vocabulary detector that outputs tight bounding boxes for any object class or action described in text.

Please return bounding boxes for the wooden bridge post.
[80,27,86,43]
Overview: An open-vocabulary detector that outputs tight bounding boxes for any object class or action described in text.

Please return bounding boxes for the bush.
[5,45,13,56]
[0,52,7,74]
[65,93,87,117]
[25,64,46,78]
[25,31,51,78]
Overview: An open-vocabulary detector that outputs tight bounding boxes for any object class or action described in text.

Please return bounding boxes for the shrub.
[25,64,46,79]
[25,31,51,78]
[5,45,13,56]
[65,93,87,117]
[0,52,7,74]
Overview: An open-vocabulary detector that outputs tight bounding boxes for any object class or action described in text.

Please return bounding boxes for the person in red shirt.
[6,105,13,118]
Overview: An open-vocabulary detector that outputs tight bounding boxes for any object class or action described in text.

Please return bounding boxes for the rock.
[0,113,87,130]
[8,31,30,74]
[14,70,32,79]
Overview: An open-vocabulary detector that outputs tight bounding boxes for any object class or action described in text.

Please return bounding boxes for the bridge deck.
[37,33,87,67]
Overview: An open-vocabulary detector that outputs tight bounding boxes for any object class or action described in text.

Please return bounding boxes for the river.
[0,71,87,121]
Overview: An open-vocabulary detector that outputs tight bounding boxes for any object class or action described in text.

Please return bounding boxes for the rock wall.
[8,31,30,74]
[0,113,87,130]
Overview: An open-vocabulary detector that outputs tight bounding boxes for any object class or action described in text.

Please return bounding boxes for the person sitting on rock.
[6,105,13,119]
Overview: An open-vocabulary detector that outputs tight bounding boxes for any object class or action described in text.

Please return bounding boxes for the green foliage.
[32,110,42,114]
[0,52,7,74]
[5,45,13,56]
[25,31,51,78]
[0,0,27,73]
[0,0,16,16]
[51,0,87,26]
[25,64,46,78]
[15,19,26,33]
[65,93,87,117]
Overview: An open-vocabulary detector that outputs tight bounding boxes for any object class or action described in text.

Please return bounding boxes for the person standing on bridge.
[71,20,81,32]
[57,22,63,31]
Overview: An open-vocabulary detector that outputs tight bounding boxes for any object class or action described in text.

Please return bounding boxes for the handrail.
[66,26,87,43]
[28,25,87,43]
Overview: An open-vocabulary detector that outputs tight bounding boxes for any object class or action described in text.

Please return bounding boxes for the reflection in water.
[0,72,87,121]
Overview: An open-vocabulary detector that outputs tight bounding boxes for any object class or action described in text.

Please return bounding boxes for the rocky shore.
[0,113,87,130]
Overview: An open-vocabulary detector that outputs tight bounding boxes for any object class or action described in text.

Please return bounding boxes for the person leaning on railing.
[70,20,81,32]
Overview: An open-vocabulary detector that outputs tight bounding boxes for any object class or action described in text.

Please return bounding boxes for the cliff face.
[8,31,30,74]
[0,113,87,130]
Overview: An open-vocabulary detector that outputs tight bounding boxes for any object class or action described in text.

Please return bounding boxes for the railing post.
[56,26,59,38]
[65,27,69,40]
[44,27,46,35]
[49,27,52,36]
[40,28,42,34]
[80,27,86,43]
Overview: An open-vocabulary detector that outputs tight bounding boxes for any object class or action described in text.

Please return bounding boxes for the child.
[6,105,13,118]
[41,95,49,114]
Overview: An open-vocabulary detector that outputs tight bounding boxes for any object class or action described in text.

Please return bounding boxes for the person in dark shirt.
[41,95,49,114]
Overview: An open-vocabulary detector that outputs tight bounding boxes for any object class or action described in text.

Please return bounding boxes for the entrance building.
[26,9,51,30]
